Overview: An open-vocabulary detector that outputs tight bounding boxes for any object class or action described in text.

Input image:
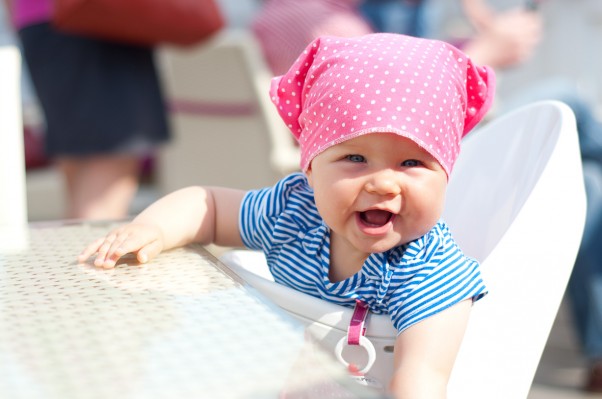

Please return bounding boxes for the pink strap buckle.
[335,299,376,375]
[347,299,369,345]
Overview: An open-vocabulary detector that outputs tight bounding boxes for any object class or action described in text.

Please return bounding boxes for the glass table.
[0,221,387,399]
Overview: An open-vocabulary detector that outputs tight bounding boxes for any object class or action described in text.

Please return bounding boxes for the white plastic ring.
[334,335,376,375]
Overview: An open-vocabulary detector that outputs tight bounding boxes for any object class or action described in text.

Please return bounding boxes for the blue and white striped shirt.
[239,173,487,333]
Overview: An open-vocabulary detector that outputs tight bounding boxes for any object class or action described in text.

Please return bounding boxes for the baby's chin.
[375,229,431,253]
[353,235,407,255]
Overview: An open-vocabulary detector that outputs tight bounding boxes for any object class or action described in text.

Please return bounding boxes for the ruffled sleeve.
[239,173,322,253]
[386,222,488,334]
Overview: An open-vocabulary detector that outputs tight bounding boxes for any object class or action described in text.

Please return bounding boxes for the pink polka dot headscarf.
[269,33,496,177]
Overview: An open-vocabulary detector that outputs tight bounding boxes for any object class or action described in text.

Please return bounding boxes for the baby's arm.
[389,300,472,398]
[78,186,246,268]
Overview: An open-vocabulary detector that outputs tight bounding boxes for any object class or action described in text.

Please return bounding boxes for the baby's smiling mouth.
[359,210,394,227]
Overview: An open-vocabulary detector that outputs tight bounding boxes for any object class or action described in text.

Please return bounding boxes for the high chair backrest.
[220,101,585,396]
[444,100,585,398]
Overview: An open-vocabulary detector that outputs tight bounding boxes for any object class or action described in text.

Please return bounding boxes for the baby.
[79,33,495,397]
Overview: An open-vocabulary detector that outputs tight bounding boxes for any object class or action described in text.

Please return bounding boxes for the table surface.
[0,221,384,399]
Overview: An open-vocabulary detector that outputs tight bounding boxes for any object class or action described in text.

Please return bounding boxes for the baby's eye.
[401,159,421,167]
[346,154,366,163]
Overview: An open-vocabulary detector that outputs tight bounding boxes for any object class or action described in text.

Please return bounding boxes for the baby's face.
[306,133,447,258]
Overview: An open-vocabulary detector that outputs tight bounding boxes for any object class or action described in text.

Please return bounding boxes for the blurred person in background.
[253,0,541,80]
[251,0,373,76]
[566,96,602,392]
[358,0,432,37]
[3,0,170,221]
[358,0,542,68]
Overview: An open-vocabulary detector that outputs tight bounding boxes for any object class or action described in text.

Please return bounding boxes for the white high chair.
[220,100,586,397]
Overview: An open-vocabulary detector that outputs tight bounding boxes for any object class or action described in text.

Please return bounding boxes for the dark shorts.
[18,23,170,157]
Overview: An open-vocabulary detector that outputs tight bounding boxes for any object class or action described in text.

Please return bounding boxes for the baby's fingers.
[78,237,106,263]
[101,234,163,268]
[92,233,122,268]
[103,230,137,263]
[136,240,163,264]
[77,224,164,269]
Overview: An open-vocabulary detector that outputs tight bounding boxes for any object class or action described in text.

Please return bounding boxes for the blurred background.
[3,0,602,221]
[2,0,602,397]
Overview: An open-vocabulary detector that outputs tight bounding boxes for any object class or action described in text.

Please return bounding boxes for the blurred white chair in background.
[157,30,299,194]
[220,100,586,398]
[0,46,28,249]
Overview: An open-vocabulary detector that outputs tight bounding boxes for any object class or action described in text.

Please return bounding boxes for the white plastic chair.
[157,30,299,194]
[220,101,586,398]
[0,46,29,250]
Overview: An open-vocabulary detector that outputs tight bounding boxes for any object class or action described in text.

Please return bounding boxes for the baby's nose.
[364,170,402,196]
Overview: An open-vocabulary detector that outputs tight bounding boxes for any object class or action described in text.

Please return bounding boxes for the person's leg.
[57,155,140,220]
[498,77,602,163]
[568,161,602,392]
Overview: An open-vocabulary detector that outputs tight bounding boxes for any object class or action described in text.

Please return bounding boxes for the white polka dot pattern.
[270,33,495,176]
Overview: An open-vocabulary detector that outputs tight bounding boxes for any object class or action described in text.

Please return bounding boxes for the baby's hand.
[78,223,165,268]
